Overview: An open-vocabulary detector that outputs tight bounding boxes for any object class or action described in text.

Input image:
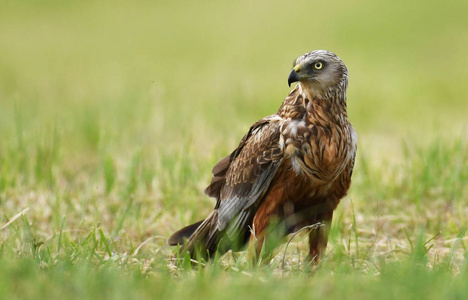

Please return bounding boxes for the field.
[1,0,468,298]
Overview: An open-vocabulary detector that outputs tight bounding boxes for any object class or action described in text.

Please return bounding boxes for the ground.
[0,0,467,299]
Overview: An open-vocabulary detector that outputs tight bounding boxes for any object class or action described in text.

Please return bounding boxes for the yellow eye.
[314,62,323,70]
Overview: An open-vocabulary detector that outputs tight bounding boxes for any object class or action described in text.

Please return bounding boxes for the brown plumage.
[168,50,357,262]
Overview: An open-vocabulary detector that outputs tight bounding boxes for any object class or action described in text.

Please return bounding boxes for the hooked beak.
[288,69,300,87]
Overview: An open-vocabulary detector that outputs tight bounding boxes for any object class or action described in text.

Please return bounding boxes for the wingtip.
[167,220,204,246]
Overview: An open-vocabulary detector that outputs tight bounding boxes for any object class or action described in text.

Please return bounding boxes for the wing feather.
[195,114,285,252]
[215,116,283,231]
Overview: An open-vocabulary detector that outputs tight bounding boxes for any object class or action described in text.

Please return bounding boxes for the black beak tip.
[288,69,299,87]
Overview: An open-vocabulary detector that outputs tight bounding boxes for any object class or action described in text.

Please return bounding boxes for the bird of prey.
[168,50,357,262]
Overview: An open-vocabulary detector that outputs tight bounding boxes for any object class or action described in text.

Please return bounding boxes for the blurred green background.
[0,0,467,297]
[2,0,467,143]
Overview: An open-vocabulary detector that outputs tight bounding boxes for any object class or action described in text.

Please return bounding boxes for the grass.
[0,0,467,298]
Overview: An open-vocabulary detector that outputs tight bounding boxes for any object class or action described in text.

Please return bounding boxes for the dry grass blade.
[1,208,30,231]
[281,222,322,272]
[133,236,166,256]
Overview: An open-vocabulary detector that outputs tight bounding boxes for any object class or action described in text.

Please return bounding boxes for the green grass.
[1,0,467,298]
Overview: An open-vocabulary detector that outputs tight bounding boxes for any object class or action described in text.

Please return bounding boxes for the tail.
[167,210,221,259]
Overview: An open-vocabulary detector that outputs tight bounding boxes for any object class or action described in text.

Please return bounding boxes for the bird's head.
[288,50,348,99]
